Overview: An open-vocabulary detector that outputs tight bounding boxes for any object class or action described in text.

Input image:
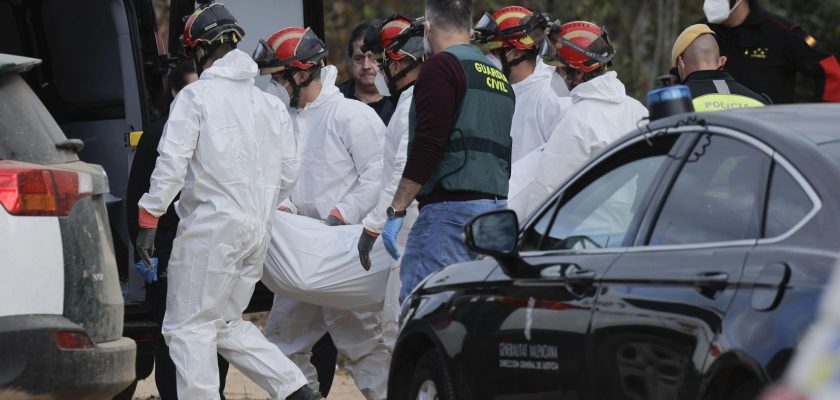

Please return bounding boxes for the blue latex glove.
[134,257,158,283]
[382,216,404,260]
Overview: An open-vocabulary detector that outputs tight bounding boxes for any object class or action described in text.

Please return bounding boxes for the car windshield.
[0,74,77,164]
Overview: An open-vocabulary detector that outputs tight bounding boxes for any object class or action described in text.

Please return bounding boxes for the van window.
[39,0,126,121]
[0,2,23,56]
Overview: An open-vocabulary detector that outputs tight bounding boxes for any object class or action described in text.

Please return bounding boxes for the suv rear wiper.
[55,138,85,153]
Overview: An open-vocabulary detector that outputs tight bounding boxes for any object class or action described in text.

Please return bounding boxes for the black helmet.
[182,2,244,49]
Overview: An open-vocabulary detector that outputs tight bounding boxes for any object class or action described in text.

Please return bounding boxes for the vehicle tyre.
[407,348,455,400]
[729,380,762,400]
[112,379,137,400]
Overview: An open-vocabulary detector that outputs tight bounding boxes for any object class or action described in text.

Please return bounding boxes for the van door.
[0,0,166,298]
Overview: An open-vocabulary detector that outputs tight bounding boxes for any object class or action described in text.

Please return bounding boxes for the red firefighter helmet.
[540,21,615,73]
[252,27,328,75]
[474,6,548,51]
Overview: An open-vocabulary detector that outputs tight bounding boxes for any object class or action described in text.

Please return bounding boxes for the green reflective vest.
[409,44,516,198]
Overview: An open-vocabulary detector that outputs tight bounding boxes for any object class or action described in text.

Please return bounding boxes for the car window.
[0,74,77,164]
[764,163,813,238]
[521,136,677,252]
[648,134,770,246]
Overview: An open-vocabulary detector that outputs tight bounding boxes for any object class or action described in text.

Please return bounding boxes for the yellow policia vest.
[693,80,765,112]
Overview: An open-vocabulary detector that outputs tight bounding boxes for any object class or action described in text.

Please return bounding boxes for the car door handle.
[693,272,729,291]
[566,269,596,285]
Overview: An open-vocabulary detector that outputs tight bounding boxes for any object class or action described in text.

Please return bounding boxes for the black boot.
[286,385,322,400]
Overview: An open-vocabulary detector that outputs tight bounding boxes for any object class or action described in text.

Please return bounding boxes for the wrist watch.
[387,206,406,218]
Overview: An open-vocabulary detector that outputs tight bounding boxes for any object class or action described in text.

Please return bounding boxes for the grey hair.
[425,0,472,33]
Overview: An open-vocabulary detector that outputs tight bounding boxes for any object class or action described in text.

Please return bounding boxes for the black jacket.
[126,116,180,245]
[706,9,840,104]
[337,79,396,125]
[684,70,770,104]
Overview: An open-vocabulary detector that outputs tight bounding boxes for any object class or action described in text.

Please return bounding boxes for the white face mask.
[266,79,291,108]
[374,70,391,97]
[423,21,433,55]
[485,53,503,70]
[704,0,743,24]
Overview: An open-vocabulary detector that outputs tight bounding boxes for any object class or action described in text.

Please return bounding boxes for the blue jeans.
[399,199,507,302]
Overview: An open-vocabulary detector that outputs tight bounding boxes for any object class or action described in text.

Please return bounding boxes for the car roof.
[649,104,840,146]
[0,53,41,75]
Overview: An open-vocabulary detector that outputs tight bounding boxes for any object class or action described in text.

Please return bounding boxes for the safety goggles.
[252,39,283,72]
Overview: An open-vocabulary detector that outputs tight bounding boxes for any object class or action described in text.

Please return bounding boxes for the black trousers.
[150,229,230,400]
[311,333,338,396]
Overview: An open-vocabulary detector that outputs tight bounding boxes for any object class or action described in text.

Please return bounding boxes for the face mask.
[704,0,743,24]
[486,53,503,70]
[266,79,292,107]
[423,22,433,55]
[374,70,391,97]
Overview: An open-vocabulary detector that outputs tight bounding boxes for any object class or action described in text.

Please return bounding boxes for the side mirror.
[465,209,519,257]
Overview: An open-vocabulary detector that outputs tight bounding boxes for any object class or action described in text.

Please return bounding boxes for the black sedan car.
[388,104,840,400]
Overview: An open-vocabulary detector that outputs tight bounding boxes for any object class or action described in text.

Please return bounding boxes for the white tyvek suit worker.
[355,14,427,350]
[252,27,389,399]
[133,4,312,399]
[522,21,649,216]
[761,267,840,400]
[475,6,570,163]
[509,60,571,162]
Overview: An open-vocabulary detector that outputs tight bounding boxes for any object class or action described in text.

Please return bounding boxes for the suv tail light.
[0,161,92,217]
[55,331,94,349]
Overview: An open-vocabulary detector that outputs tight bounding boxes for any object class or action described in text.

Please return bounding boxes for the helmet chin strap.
[194,42,222,76]
[284,67,321,108]
[500,48,538,77]
[384,58,422,94]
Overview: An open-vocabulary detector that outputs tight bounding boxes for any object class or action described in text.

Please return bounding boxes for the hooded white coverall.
[263,66,390,399]
[523,71,649,216]
[541,58,571,98]
[137,49,307,400]
[780,268,840,400]
[361,85,419,350]
[509,60,571,163]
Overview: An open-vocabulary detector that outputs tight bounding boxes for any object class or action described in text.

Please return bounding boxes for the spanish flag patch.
[805,35,817,47]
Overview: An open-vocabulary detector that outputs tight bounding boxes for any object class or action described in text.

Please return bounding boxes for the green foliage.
[324,0,840,100]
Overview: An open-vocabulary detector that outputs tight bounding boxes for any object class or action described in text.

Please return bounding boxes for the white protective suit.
[263,65,390,400]
[361,85,420,351]
[540,58,571,98]
[510,59,571,163]
[522,71,648,216]
[283,66,385,224]
[782,267,840,399]
[137,49,306,399]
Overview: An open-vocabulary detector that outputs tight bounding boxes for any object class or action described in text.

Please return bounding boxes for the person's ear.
[718,55,728,69]
[677,56,687,80]
[295,71,310,85]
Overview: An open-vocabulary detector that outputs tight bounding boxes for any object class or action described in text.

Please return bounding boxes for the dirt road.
[133,366,365,400]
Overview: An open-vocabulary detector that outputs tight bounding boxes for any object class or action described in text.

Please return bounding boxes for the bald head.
[678,33,726,80]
